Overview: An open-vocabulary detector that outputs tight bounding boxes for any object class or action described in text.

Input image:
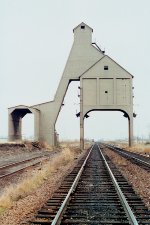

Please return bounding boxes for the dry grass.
[115,142,150,154]
[84,142,93,150]
[60,140,92,151]
[0,147,74,213]
[23,140,53,151]
[127,144,150,153]
[143,147,150,153]
[60,140,79,148]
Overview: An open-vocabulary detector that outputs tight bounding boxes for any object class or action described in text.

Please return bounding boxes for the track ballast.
[31,144,150,225]
[102,143,150,171]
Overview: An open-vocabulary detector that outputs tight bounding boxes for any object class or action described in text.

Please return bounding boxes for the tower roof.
[73,22,93,33]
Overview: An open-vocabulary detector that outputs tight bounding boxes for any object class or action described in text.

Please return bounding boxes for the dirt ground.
[0,142,149,224]
[0,141,86,225]
[0,142,58,195]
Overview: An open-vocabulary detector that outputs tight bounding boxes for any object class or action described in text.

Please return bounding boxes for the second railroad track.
[102,143,150,171]
[31,144,150,224]
[0,155,49,179]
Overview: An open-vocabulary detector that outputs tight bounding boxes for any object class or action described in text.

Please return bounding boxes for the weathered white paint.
[8,105,40,141]
[8,22,134,147]
[80,55,133,148]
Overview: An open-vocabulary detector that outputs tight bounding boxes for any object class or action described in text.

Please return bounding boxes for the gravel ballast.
[1,144,149,224]
[0,146,86,225]
[104,148,150,209]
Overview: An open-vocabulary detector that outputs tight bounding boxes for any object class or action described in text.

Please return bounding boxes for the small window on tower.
[81,25,85,29]
[104,66,108,70]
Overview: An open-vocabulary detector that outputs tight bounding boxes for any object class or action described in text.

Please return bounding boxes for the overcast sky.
[0,0,150,141]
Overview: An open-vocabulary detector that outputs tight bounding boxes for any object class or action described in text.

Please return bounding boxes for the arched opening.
[84,111,128,143]
[9,107,39,142]
[22,113,34,141]
[56,81,80,142]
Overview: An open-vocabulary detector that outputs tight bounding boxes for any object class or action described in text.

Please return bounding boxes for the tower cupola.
[73,22,93,45]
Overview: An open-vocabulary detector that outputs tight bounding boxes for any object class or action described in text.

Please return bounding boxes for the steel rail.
[0,155,43,170]
[51,145,94,225]
[0,157,47,179]
[105,143,150,169]
[116,148,150,168]
[98,144,139,225]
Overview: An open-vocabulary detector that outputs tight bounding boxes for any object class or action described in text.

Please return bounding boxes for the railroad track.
[30,144,150,224]
[102,143,150,171]
[0,155,48,179]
